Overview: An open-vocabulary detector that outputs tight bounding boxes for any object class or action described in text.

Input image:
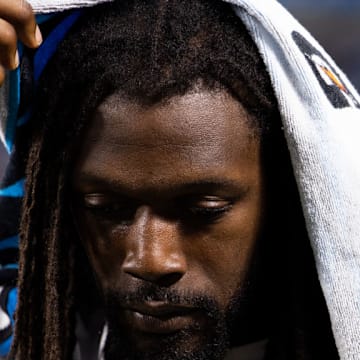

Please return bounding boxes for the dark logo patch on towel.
[292,31,360,109]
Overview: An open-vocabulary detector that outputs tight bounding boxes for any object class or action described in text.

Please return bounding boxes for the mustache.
[104,283,221,316]
[103,284,231,360]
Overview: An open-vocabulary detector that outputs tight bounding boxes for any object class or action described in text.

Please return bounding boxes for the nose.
[122,206,187,286]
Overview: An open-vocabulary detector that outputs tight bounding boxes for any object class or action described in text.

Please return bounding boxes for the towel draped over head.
[0,1,359,359]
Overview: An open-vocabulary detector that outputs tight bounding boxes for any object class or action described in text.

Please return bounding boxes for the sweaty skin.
[72,89,265,359]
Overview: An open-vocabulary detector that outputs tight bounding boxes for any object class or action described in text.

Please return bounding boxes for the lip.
[124,302,200,334]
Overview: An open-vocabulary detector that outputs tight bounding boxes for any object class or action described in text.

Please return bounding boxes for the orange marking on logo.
[320,65,347,93]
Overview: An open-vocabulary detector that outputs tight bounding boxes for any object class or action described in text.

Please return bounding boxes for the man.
[0,0,359,359]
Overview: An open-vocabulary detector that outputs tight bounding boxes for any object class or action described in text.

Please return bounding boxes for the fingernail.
[35,25,43,45]
[14,50,19,68]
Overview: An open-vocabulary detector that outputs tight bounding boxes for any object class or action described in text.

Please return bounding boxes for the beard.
[102,284,234,360]
[100,248,264,360]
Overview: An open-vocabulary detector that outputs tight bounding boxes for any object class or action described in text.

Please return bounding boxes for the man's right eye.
[82,194,136,224]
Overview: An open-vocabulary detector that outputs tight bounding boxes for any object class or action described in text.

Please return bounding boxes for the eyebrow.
[73,173,249,196]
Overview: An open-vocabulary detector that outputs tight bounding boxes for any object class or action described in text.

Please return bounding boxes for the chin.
[103,319,229,360]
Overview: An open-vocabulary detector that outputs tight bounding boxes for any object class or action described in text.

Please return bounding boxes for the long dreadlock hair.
[10,0,338,359]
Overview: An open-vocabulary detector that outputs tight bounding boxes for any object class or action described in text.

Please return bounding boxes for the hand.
[0,0,42,85]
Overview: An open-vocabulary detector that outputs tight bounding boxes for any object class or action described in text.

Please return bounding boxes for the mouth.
[124,302,201,335]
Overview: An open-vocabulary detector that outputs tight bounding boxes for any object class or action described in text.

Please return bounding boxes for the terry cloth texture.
[224,1,360,359]
[28,0,113,13]
[0,1,359,359]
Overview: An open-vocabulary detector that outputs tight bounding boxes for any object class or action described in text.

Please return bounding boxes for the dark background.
[281,0,360,89]
[0,1,359,177]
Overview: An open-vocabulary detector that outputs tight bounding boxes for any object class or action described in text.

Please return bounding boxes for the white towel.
[28,0,112,13]
[225,1,360,359]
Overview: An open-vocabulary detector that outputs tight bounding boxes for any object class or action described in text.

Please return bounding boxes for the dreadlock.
[9,0,337,359]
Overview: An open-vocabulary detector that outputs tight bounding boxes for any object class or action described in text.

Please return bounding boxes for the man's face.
[72,89,265,360]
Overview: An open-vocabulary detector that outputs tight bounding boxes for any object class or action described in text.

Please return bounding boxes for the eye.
[81,194,137,224]
[184,196,233,223]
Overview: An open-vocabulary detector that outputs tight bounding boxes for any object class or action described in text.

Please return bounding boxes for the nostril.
[156,272,184,287]
[124,268,184,287]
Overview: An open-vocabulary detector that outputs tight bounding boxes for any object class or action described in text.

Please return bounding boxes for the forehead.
[73,89,261,193]
[95,90,255,144]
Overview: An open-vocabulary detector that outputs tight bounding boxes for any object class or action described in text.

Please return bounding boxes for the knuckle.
[14,3,34,25]
[0,26,16,48]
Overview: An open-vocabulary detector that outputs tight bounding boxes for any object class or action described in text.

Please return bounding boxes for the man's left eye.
[185,196,233,222]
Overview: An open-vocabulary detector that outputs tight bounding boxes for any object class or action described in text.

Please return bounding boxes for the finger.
[0,65,5,86]
[0,19,19,70]
[0,0,42,48]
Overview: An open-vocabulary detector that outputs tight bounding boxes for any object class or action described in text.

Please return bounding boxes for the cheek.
[187,202,263,306]
[75,213,127,288]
